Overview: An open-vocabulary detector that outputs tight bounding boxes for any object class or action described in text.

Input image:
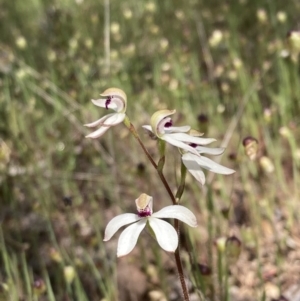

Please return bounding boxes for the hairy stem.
[174,219,190,301]
[126,119,190,300]
[174,162,189,300]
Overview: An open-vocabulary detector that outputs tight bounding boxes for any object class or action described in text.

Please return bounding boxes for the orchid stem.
[175,219,190,301]
[124,119,157,168]
[157,155,176,205]
[158,155,190,300]
[174,161,190,300]
[125,118,190,300]
[126,120,176,205]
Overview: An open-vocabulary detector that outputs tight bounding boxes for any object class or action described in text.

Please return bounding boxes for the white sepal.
[148,218,178,252]
[117,219,147,257]
[103,213,140,241]
[153,205,198,227]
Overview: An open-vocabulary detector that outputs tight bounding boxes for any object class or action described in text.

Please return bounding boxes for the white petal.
[152,206,198,227]
[181,152,198,162]
[103,213,140,241]
[182,156,206,184]
[142,125,153,133]
[192,155,235,175]
[85,126,110,139]
[111,113,126,125]
[165,125,191,133]
[117,219,147,257]
[196,146,225,155]
[84,113,115,128]
[165,125,191,134]
[110,97,125,112]
[162,135,200,156]
[148,218,178,252]
[91,98,121,112]
[85,113,125,138]
[91,98,107,108]
[167,133,216,145]
[186,168,206,185]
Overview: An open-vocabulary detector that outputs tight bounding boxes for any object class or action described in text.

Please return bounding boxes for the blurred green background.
[0,0,300,300]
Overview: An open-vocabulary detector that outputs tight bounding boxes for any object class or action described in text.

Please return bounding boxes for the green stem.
[217,249,223,299]
[175,161,187,202]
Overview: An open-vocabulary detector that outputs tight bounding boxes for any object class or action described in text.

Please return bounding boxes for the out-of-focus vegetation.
[0,0,300,300]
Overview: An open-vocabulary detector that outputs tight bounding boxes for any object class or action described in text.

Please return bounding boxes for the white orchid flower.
[143,110,235,185]
[103,193,197,257]
[85,87,127,139]
[181,148,235,185]
[142,110,216,156]
[180,129,235,185]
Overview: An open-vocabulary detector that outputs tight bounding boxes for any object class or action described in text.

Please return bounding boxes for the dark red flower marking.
[105,96,112,109]
[137,207,151,217]
[164,120,173,128]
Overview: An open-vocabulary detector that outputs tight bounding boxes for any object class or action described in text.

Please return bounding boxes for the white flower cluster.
[85,88,234,256]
